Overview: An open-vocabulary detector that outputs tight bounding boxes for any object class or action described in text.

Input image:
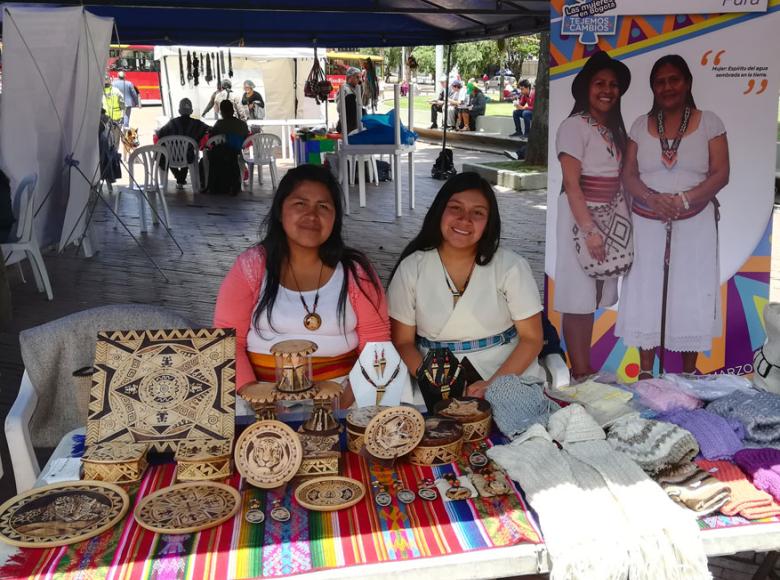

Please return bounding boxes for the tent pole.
[441,44,451,152]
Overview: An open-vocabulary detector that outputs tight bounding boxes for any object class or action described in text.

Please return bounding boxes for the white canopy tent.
[0,5,112,252]
[155,46,325,127]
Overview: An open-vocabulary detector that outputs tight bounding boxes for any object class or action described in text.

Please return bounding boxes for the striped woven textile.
[248,349,358,383]
[0,442,542,579]
[631,195,710,221]
[579,175,620,202]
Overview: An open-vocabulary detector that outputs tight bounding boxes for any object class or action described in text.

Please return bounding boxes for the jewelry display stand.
[348,342,413,407]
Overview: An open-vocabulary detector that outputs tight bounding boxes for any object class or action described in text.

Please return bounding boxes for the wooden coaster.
[0,481,129,548]
[363,406,425,460]
[294,476,365,511]
[234,420,303,489]
[134,482,240,534]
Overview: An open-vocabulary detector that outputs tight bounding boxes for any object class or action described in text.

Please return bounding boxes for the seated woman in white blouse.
[387,172,544,398]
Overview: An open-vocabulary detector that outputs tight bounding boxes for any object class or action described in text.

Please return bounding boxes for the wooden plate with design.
[295,476,365,511]
[0,481,129,548]
[234,420,303,489]
[134,481,240,534]
[363,406,425,459]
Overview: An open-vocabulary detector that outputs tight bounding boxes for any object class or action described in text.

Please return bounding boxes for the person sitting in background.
[429,76,448,129]
[242,80,266,120]
[102,76,124,124]
[457,84,487,131]
[446,79,467,129]
[112,71,141,128]
[206,100,250,195]
[155,98,209,191]
[511,79,535,138]
[336,66,364,134]
[503,80,519,101]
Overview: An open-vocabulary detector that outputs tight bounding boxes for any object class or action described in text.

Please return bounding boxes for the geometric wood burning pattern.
[87,328,236,453]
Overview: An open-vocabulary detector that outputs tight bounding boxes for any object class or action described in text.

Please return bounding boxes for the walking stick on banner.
[658,219,673,374]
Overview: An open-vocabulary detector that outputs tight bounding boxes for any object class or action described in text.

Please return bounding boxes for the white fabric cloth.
[247,264,358,357]
[615,111,725,351]
[387,247,543,380]
[553,114,620,313]
[488,406,711,580]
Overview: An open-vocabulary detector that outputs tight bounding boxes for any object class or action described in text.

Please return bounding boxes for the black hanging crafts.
[228,49,233,78]
[215,52,222,87]
[205,53,213,84]
[303,47,332,104]
[220,51,226,74]
[193,53,200,86]
[186,51,192,81]
[179,48,185,86]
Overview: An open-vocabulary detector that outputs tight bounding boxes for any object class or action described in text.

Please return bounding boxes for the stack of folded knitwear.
[606,413,732,515]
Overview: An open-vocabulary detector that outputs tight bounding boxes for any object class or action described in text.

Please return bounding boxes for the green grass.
[482,160,547,172]
[385,96,516,121]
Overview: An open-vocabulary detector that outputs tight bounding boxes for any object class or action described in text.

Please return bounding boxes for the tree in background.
[524,31,549,166]
[504,35,540,81]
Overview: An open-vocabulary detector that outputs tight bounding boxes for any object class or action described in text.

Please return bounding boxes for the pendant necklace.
[657,106,690,170]
[359,360,401,404]
[438,251,475,306]
[289,261,324,331]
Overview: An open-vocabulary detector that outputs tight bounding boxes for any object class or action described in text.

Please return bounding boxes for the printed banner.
[545,0,780,381]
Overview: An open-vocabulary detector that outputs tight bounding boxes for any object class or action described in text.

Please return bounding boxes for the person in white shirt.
[446,79,467,129]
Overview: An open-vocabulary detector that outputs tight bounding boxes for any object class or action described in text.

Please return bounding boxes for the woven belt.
[579,175,621,202]
[632,196,710,221]
[416,326,517,354]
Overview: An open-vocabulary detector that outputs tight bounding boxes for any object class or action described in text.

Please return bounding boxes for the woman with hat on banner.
[615,55,730,378]
[553,51,631,380]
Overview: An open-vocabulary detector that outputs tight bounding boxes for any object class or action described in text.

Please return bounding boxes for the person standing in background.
[112,70,141,128]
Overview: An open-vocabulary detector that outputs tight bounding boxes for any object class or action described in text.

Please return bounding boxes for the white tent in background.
[0,5,112,253]
[155,45,325,130]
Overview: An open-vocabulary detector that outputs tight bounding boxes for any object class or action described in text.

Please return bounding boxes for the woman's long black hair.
[648,54,697,116]
[389,172,501,282]
[252,164,383,335]
[569,66,628,157]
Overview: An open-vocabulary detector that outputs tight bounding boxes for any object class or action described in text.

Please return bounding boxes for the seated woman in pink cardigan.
[214,164,390,405]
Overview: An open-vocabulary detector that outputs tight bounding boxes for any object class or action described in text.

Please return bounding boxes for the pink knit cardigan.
[213,246,390,390]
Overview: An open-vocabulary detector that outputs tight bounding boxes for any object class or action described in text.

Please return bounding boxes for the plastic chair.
[243,133,281,191]
[115,145,169,232]
[157,135,201,193]
[203,134,227,187]
[1,173,53,300]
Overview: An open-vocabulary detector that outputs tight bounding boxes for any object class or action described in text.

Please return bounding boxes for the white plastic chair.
[243,133,281,191]
[1,173,53,301]
[157,135,201,193]
[115,145,169,232]
[202,134,227,187]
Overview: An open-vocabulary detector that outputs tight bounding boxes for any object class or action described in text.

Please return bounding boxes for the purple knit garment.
[734,448,780,502]
[634,378,702,412]
[661,409,744,460]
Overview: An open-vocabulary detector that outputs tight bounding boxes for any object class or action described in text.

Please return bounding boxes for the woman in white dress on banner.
[554,51,631,379]
[387,172,544,398]
[616,54,729,378]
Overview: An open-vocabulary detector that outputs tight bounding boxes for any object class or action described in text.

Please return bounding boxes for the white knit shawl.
[487,405,710,580]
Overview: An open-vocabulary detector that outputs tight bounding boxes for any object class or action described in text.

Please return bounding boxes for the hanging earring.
[379,348,387,378]
[270,498,291,522]
[417,478,438,501]
[373,348,381,376]
[469,442,489,469]
[372,481,392,507]
[245,498,265,524]
[393,479,415,504]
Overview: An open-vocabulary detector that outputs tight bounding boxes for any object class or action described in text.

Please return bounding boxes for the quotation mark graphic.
[743,79,768,95]
[701,49,725,66]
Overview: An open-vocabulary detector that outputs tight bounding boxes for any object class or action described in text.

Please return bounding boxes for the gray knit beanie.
[485,375,560,439]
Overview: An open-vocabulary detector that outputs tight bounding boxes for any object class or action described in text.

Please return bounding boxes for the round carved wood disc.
[294,476,365,512]
[363,406,425,459]
[0,481,129,548]
[234,420,303,489]
[134,482,240,535]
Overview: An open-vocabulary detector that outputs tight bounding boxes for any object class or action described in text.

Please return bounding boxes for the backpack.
[431,148,457,180]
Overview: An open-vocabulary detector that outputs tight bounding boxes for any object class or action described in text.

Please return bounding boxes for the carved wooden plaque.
[87,328,236,453]
[294,476,365,511]
[234,420,303,489]
[134,482,240,534]
[0,481,129,548]
[363,406,425,460]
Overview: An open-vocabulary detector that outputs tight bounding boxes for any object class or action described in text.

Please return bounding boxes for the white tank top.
[247,263,359,356]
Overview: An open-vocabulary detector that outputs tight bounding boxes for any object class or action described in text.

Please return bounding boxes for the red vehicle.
[108,44,161,104]
[325,52,384,101]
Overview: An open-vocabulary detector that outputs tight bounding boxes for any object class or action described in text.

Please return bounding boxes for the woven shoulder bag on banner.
[572,190,634,279]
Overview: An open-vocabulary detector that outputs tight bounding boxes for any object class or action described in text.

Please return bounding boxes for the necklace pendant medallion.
[303,312,322,331]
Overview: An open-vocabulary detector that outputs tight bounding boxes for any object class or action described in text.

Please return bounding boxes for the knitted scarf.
[488,405,710,580]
